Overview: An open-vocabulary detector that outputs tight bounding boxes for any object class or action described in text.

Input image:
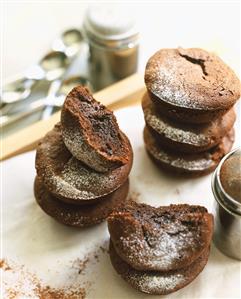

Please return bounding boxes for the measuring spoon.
[0,76,92,127]
[1,51,70,105]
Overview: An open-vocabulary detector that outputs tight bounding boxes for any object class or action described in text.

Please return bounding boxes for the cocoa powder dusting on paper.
[1,243,110,298]
[71,257,89,275]
[1,259,86,299]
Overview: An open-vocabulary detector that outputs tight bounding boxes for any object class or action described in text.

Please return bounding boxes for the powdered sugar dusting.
[145,48,240,110]
[151,147,213,171]
[144,127,213,171]
[37,124,131,201]
[146,59,196,108]
[62,128,113,173]
[144,105,208,146]
[129,271,184,294]
[119,226,197,271]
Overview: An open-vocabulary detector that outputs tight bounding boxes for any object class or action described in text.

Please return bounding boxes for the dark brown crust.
[150,91,232,124]
[109,241,210,295]
[35,123,133,204]
[142,92,236,153]
[144,126,234,177]
[108,201,213,272]
[145,48,240,121]
[34,176,129,227]
[61,86,132,172]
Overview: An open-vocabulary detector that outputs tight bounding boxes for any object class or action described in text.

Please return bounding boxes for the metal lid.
[83,4,139,49]
[212,148,241,216]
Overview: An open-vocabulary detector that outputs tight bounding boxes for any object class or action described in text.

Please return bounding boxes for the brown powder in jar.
[220,152,241,203]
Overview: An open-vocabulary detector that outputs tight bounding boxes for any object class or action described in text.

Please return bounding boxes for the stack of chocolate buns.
[143,48,240,176]
[108,201,213,295]
[35,86,133,227]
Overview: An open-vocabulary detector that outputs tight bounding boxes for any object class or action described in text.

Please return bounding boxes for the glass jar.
[83,4,139,91]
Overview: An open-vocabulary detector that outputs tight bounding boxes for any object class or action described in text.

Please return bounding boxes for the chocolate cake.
[142,47,239,176]
[36,123,132,204]
[142,93,236,153]
[108,201,213,271]
[108,201,213,295]
[35,86,133,226]
[145,48,240,124]
[110,241,210,295]
[144,126,234,177]
[34,177,129,227]
[61,86,132,172]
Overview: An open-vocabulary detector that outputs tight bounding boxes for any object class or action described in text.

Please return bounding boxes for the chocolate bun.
[142,92,236,153]
[108,201,213,272]
[110,241,210,295]
[61,86,132,172]
[144,126,234,177]
[35,123,133,204]
[145,48,240,124]
[34,176,129,227]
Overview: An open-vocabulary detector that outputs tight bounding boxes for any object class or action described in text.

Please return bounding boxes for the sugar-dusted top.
[142,92,236,147]
[145,48,240,110]
[108,201,213,272]
[35,123,132,202]
[61,86,132,173]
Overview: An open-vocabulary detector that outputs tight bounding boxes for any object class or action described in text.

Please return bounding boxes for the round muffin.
[145,48,240,124]
[108,201,213,272]
[110,241,210,295]
[35,123,133,204]
[142,92,236,153]
[34,176,129,227]
[144,126,234,177]
[61,86,132,173]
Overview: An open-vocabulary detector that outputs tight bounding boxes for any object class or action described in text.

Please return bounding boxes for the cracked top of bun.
[145,48,240,110]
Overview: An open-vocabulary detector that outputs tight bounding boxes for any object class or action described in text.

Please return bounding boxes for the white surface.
[2,1,240,80]
[2,106,241,298]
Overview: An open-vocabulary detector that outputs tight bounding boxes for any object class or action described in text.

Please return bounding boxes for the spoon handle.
[41,79,62,120]
[0,99,44,127]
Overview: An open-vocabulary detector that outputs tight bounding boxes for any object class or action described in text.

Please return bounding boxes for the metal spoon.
[0,76,92,127]
[1,51,70,105]
[1,28,84,105]
[52,28,84,57]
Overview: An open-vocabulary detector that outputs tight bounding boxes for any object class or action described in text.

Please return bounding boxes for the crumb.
[0,259,11,271]
[71,257,89,275]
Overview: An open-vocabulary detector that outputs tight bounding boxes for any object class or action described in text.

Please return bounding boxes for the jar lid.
[83,4,139,49]
[212,148,241,216]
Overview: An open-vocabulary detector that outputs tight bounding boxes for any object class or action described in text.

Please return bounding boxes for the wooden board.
[1,73,145,161]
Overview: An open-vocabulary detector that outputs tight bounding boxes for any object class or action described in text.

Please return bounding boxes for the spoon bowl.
[40,51,70,81]
[1,78,32,104]
[62,29,83,47]
[52,29,84,57]
[1,75,92,127]
[1,51,70,105]
[58,75,92,97]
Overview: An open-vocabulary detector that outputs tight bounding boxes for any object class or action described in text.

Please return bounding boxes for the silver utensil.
[1,51,70,105]
[0,76,91,127]
[41,74,92,120]
[1,28,84,106]
[52,28,84,57]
